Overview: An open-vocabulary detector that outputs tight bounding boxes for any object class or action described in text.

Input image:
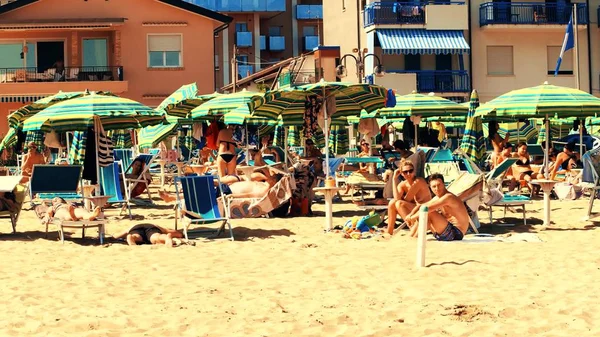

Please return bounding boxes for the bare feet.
[159,190,176,203]
[88,206,102,221]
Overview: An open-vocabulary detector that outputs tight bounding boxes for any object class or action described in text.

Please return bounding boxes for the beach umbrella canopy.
[23,91,164,132]
[483,119,538,143]
[156,83,219,117]
[0,128,18,152]
[377,92,468,120]
[138,116,182,149]
[190,90,262,121]
[475,82,600,119]
[250,80,387,126]
[459,90,486,163]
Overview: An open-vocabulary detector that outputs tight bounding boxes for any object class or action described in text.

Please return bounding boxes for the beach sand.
[1,189,599,337]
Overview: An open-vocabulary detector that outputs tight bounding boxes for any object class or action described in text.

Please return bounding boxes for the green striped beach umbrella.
[482,120,538,143]
[190,90,263,121]
[329,125,349,155]
[536,118,574,144]
[107,130,134,149]
[459,90,485,164]
[475,82,600,119]
[69,131,87,165]
[23,92,164,132]
[156,83,219,117]
[138,116,180,149]
[378,92,468,119]
[0,128,18,152]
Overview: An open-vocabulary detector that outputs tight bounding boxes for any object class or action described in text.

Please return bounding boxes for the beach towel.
[226,175,293,218]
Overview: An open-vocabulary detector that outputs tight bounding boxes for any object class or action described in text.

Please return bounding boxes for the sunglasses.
[402,169,414,174]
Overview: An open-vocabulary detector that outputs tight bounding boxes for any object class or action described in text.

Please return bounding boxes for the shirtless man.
[112,223,185,247]
[387,161,432,235]
[42,197,102,224]
[21,142,47,183]
[550,141,578,180]
[406,174,469,241]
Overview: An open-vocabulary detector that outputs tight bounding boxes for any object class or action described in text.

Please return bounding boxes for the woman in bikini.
[488,120,510,159]
[41,197,102,224]
[511,142,541,193]
[217,124,240,185]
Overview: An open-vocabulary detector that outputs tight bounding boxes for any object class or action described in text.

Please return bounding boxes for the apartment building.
[324,0,597,103]
[187,0,323,90]
[0,0,231,135]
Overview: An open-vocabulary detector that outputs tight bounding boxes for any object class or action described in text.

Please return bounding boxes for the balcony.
[296,5,323,19]
[278,70,320,87]
[387,70,470,93]
[187,0,285,12]
[304,36,319,51]
[236,31,253,47]
[238,65,253,79]
[0,66,128,94]
[260,35,266,50]
[479,2,588,26]
[269,36,285,51]
[364,1,467,28]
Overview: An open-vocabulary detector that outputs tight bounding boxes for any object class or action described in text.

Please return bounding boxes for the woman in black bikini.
[512,142,539,193]
[217,124,240,184]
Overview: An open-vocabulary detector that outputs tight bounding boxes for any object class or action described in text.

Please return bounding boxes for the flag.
[554,16,574,76]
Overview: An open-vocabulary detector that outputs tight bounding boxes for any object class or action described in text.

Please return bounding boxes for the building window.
[148,34,182,68]
[547,46,573,75]
[269,26,282,36]
[303,26,317,36]
[486,46,513,76]
[235,23,248,32]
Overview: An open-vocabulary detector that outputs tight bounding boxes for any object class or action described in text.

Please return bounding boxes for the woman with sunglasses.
[386,161,431,235]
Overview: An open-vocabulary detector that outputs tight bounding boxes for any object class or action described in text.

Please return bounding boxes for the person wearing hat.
[20,142,47,183]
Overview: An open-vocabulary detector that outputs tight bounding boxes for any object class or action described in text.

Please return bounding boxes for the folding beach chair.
[49,217,107,245]
[582,149,600,220]
[0,178,28,233]
[447,172,485,234]
[99,161,132,219]
[29,165,83,205]
[174,175,234,241]
[124,153,157,202]
[485,158,532,225]
[114,149,134,171]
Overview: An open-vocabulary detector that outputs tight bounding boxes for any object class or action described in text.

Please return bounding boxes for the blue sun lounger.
[174,175,234,241]
[29,165,83,204]
[99,161,132,219]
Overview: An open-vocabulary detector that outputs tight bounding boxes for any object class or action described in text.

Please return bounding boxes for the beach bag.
[553,182,581,200]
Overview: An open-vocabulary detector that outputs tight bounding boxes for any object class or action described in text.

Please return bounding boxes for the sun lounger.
[582,149,600,220]
[49,217,107,245]
[0,180,27,233]
[124,153,157,203]
[174,175,234,240]
[485,158,532,225]
[99,161,132,219]
[29,165,83,204]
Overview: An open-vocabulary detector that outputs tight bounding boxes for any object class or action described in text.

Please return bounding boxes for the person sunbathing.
[41,197,102,224]
[405,173,469,241]
[387,161,432,235]
[112,223,185,247]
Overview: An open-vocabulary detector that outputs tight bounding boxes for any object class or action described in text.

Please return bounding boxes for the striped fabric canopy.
[22,92,164,132]
[475,82,600,119]
[107,130,134,149]
[459,90,485,164]
[8,91,111,128]
[156,83,219,117]
[137,116,192,149]
[376,29,470,55]
[69,131,87,165]
[250,80,387,126]
[483,120,538,143]
[0,128,18,152]
[190,90,264,123]
[378,92,468,119]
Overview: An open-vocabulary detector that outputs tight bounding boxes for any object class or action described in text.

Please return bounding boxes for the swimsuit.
[219,140,237,163]
[515,158,534,177]
[434,223,464,241]
[128,224,162,244]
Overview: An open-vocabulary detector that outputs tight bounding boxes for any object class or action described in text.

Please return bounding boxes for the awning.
[376,29,470,55]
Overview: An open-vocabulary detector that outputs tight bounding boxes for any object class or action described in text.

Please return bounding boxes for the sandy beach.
[1,190,599,337]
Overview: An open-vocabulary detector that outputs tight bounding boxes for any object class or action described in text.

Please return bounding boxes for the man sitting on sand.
[405,174,469,241]
[41,197,102,224]
[387,161,431,235]
[112,223,186,247]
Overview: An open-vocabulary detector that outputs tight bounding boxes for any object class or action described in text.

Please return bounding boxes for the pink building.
[0,0,232,135]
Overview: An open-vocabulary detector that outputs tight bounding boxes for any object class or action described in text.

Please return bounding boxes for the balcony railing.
[236,31,253,47]
[304,36,319,51]
[278,70,320,87]
[479,2,588,26]
[0,66,124,83]
[238,65,253,79]
[388,70,470,93]
[364,1,465,27]
[260,35,266,50]
[296,5,323,19]
[186,0,285,12]
[269,36,285,51]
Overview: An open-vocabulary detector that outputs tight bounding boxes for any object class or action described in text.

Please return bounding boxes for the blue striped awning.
[376,29,470,55]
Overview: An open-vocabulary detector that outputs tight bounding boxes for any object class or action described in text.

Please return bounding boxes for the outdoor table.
[314,186,343,232]
[173,162,185,177]
[532,179,558,226]
[156,159,168,187]
[188,165,208,175]
[84,195,112,215]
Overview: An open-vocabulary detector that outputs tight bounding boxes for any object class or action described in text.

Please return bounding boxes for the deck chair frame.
[29,165,84,205]
[46,217,107,244]
[99,160,132,219]
[124,153,158,203]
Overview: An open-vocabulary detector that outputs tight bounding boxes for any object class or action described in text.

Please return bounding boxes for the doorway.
[36,41,64,72]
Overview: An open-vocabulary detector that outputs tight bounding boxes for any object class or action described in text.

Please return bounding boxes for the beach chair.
[0,178,28,233]
[29,165,83,204]
[124,153,157,202]
[174,175,234,241]
[582,149,600,220]
[447,172,485,234]
[99,161,132,219]
[114,149,134,172]
[485,158,532,225]
[49,216,107,245]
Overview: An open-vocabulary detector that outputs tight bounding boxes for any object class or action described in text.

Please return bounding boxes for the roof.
[0,0,232,24]
[0,18,126,29]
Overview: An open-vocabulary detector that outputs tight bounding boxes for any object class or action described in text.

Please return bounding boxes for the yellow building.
[324,0,594,103]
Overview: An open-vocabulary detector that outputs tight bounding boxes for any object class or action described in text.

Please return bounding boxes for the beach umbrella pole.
[245,124,249,165]
[580,118,583,155]
[545,116,550,179]
[323,89,330,177]
[284,127,289,167]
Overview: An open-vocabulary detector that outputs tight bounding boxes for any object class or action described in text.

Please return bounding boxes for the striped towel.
[94,117,114,167]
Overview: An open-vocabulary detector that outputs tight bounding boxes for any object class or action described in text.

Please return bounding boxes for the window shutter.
[487,46,513,75]
[148,35,181,52]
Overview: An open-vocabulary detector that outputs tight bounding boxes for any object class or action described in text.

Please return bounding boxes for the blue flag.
[554,16,574,76]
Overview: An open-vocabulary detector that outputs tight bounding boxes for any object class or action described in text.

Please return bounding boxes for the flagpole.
[573,4,584,155]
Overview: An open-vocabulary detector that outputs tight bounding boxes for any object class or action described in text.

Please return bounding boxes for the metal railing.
[364,1,465,27]
[236,31,253,47]
[296,4,323,19]
[479,2,588,26]
[260,35,266,50]
[278,70,320,87]
[0,66,124,83]
[186,0,286,12]
[238,65,253,79]
[269,36,285,51]
[387,70,470,93]
[304,36,319,51]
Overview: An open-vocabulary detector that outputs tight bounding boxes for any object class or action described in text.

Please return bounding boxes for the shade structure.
[483,120,538,143]
[68,131,87,165]
[22,92,164,132]
[0,128,18,152]
[475,82,600,119]
[375,29,471,55]
[108,130,134,149]
[459,90,485,164]
[377,92,468,119]
[8,91,104,128]
[329,125,349,155]
[156,83,219,117]
[190,90,263,121]
[250,80,387,125]
[138,117,179,149]
[536,118,574,144]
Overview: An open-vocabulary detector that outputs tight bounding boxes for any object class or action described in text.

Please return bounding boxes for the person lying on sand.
[387,161,431,235]
[404,174,469,241]
[112,223,186,247]
[40,197,102,224]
